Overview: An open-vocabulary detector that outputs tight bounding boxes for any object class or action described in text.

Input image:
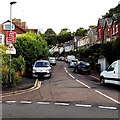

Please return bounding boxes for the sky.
[0,0,120,34]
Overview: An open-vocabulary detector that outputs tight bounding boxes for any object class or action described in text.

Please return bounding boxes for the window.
[35,62,49,67]
[106,62,116,71]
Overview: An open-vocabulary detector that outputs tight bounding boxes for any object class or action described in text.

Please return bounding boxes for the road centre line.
[75,79,91,89]
[64,67,119,105]
[68,73,75,79]
[20,101,32,104]
[55,102,69,106]
[98,106,117,110]
[64,67,91,88]
[95,90,120,104]
[5,101,16,104]
[37,102,50,105]
[75,104,91,108]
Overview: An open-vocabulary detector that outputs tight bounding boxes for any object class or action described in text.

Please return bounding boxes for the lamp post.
[9,1,17,84]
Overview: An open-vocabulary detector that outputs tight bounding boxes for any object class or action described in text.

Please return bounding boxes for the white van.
[100,60,120,85]
[66,55,75,63]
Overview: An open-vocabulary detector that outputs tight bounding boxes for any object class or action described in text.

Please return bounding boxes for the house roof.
[91,28,97,35]
[74,36,83,41]
[98,18,106,27]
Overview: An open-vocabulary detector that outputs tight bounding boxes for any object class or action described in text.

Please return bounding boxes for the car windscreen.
[35,62,49,67]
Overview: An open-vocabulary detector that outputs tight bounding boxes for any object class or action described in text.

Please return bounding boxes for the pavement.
[1,76,36,94]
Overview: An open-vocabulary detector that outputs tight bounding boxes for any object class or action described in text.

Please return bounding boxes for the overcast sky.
[0,0,120,34]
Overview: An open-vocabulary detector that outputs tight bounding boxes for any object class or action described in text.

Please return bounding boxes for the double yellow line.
[0,79,41,98]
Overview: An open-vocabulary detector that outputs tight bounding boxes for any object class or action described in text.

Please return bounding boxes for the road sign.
[3,22,15,30]
[7,31,16,43]
[6,43,16,54]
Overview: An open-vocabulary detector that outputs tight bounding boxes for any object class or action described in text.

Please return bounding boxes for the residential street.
[1,61,120,119]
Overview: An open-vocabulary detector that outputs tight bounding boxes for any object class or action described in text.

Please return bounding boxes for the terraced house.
[97,18,120,43]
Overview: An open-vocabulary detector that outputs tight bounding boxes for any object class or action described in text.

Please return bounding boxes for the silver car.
[32,60,52,78]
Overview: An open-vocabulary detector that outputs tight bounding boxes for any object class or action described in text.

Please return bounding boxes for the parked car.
[69,59,78,68]
[48,57,56,65]
[100,60,120,86]
[32,60,52,78]
[73,61,91,74]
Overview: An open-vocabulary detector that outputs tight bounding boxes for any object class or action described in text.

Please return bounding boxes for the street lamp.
[9,1,17,84]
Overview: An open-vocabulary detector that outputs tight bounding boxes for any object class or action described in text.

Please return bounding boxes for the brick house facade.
[97,18,120,43]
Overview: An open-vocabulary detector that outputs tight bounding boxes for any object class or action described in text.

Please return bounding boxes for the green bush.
[2,65,20,87]
[0,44,21,87]
[12,55,25,76]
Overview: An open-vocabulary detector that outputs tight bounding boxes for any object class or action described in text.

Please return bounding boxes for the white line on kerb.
[98,106,117,110]
[55,103,69,106]
[76,79,91,89]
[20,101,32,104]
[37,102,50,105]
[95,90,120,104]
[75,104,91,108]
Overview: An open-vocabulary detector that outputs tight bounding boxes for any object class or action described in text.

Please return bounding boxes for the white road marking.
[98,106,117,110]
[55,102,69,106]
[20,101,32,104]
[68,73,75,79]
[75,104,92,108]
[64,67,91,89]
[89,75,99,80]
[76,79,91,89]
[37,102,50,105]
[5,101,16,103]
[95,90,120,104]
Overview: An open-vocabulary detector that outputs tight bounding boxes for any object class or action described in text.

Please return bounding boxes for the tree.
[89,25,96,29]
[57,28,73,43]
[103,4,120,23]
[75,27,87,36]
[44,28,57,46]
[14,32,49,72]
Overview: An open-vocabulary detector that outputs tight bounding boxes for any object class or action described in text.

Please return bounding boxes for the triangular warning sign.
[7,43,15,51]
[6,43,16,54]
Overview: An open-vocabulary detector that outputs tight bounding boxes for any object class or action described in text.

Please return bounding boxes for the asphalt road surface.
[1,61,120,119]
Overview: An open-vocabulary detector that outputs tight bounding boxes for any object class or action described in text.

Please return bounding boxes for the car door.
[105,62,117,79]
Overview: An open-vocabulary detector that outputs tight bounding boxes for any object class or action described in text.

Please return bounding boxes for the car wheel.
[100,76,105,85]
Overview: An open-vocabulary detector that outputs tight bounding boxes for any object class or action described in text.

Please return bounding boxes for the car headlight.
[32,69,36,73]
[47,69,51,73]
